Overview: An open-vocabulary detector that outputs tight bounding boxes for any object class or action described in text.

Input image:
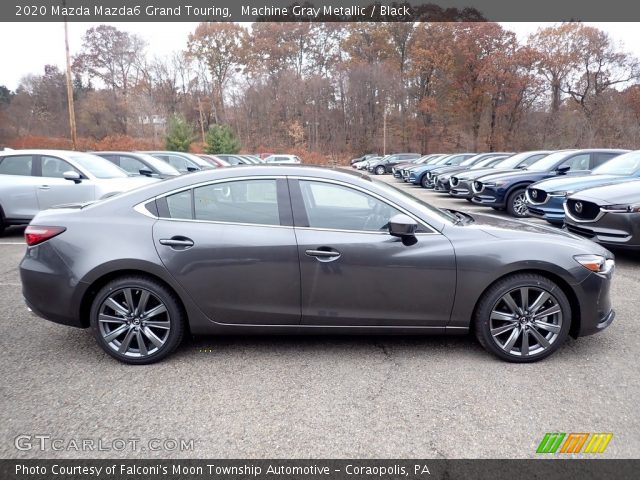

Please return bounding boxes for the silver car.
[263,154,302,164]
[0,149,158,235]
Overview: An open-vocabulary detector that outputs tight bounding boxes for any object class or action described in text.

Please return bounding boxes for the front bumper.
[565,211,640,249]
[433,178,451,192]
[449,180,472,198]
[526,196,566,224]
[574,269,615,337]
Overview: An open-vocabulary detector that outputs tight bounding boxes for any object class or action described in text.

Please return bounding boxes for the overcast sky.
[1,22,640,90]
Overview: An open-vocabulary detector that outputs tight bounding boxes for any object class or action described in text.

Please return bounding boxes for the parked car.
[408,153,476,187]
[471,149,628,218]
[256,153,274,159]
[431,153,512,192]
[367,153,422,175]
[449,151,552,200]
[243,155,265,164]
[93,152,181,179]
[401,155,452,182]
[209,154,252,166]
[392,154,444,178]
[350,153,380,165]
[564,179,640,250]
[20,165,615,364]
[196,154,230,168]
[264,154,302,164]
[354,156,383,170]
[0,149,157,235]
[142,151,213,173]
[526,150,640,225]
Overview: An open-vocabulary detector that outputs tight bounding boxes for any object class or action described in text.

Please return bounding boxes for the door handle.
[159,237,194,248]
[305,248,341,261]
[39,185,51,190]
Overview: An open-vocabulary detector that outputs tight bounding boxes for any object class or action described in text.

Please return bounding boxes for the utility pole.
[63,14,78,150]
[383,104,387,156]
[197,97,206,144]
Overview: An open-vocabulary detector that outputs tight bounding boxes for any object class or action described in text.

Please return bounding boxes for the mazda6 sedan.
[20,166,616,364]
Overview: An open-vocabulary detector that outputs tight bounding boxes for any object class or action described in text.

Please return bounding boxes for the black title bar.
[6,0,640,22]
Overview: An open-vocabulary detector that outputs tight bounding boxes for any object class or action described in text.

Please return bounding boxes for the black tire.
[420,175,430,188]
[90,276,185,364]
[506,188,529,218]
[0,205,5,236]
[466,198,473,203]
[375,165,385,175]
[474,273,571,363]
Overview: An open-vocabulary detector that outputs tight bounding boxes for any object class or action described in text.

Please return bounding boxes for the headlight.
[601,204,640,213]
[548,191,575,197]
[426,172,433,179]
[574,254,615,274]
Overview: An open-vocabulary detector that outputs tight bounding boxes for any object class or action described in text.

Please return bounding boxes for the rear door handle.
[159,237,194,249]
[39,185,50,190]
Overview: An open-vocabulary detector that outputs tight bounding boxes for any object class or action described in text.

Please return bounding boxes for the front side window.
[41,156,77,178]
[560,153,590,171]
[299,180,402,232]
[163,179,280,226]
[0,155,33,176]
[118,156,147,174]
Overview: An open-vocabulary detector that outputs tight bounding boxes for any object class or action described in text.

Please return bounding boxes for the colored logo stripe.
[584,433,613,453]
[536,433,565,453]
[560,433,589,454]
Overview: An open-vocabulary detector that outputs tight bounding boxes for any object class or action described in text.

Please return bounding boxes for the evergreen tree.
[204,124,241,154]
[165,114,195,152]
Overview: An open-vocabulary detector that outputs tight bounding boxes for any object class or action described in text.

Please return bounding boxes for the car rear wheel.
[474,273,571,362]
[90,276,185,364]
[420,175,430,188]
[507,188,529,217]
[375,166,385,175]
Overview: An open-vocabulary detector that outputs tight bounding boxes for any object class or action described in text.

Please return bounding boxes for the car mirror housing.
[139,168,154,177]
[63,171,82,184]
[556,165,571,174]
[388,214,418,245]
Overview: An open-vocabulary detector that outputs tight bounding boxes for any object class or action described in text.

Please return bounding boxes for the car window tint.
[0,155,33,176]
[592,152,619,168]
[299,180,402,232]
[560,154,590,171]
[118,156,147,174]
[166,190,192,219]
[193,179,280,226]
[41,156,76,178]
[167,155,189,171]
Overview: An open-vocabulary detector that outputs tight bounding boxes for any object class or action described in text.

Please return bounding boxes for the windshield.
[69,153,129,179]
[592,151,640,175]
[527,151,578,171]
[495,151,545,169]
[446,154,472,166]
[372,177,457,224]
[472,157,503,169]
[183,152,211,167]
[135,153,180,175]
[460,154,489,167]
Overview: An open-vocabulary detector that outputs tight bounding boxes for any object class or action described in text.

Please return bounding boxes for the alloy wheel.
[97,287,171,358]
[512,192,528,216]
[489,286,563,357]
[376,166,385,175]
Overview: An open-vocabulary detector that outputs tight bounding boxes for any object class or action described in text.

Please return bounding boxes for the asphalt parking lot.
[1,175,638,459]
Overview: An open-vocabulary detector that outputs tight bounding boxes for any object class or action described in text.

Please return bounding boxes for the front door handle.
[305,248,341,261]
[159,237,194,249]
[39,185,51,190]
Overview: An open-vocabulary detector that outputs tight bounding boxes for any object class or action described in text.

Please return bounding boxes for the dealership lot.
[0,176,638,459]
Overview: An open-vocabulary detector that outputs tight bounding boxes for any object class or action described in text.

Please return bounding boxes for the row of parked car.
[352,150,640,250]
[0,149,301,235]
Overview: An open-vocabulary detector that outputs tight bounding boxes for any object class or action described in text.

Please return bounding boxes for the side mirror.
[187,166,199,172]
[556,165,571,174]
[139,168,154,177]
[63,171,82,184]
[388,214,418,245]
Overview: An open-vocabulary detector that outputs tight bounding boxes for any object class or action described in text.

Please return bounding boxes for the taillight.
[24,226,66,246]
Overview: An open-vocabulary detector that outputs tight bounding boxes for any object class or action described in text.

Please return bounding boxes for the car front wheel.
[507,188,529,217]
[90,276,185,364]
[375,166,385,175]
[474,273,571,362]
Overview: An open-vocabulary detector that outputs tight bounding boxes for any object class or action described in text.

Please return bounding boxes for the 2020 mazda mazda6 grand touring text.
[20,166,616,364]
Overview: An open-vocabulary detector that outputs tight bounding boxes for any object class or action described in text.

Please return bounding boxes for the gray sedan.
[0,149,158,235]
[20,166,615,364]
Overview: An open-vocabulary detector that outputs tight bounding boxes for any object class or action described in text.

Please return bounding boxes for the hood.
[463,212,610,254]
[94,176,160,196]
[570,179,640,204]
[476,169,549,183]
[454,168,519,181]
[530,174,628,193]
[431,165,468,176]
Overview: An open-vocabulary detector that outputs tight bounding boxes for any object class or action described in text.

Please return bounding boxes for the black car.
[93,152,181,179]
[449,151,552,200]
[20,166,615,364]
[471,149,628,218]
[368,153,422,175]
[564,179,640,250]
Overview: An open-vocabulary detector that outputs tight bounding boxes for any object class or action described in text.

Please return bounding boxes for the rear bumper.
[20,244,87,328]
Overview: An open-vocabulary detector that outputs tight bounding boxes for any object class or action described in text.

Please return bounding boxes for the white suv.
[263,154,302,164]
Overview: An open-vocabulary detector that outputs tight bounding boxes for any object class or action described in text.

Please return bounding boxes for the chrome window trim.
[132,174,441,234]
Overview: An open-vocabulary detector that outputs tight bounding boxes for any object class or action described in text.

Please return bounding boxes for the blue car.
[408,153,476,187]
[526,150,640,225]
[471,149,628,218]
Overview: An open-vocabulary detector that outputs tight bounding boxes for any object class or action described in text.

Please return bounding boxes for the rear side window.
[0,155,33,176]
[592,152,620,168]
[162,179,280,226]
